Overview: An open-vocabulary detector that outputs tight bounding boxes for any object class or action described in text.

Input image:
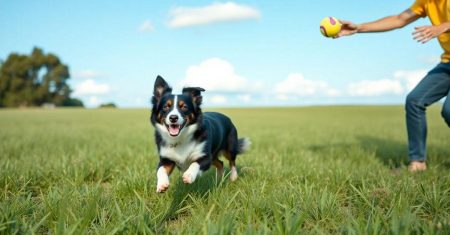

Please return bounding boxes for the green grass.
[0,106,449,234]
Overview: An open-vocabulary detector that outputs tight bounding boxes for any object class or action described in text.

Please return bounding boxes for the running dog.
[150,76,250,193]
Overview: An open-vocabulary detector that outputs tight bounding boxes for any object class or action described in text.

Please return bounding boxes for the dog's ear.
[182,87,205,107]
[152,75,172,105]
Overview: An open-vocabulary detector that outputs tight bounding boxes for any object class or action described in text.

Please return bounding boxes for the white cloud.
[73,70,105,79]
[346,69,426,97]
[238,94,251,102]
[168,2,260,28]
[88,96,101,106]
[347,79,404,97]
[394,69,427,92]
[275,73,340,99]
[181,58,261,93]
[210,95,227,104]
[138,20,154,32]
[73,79,111,96]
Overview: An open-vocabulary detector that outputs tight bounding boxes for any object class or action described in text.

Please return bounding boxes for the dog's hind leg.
[212,157,224,180]
[223,151,238,182]
[225,127,240,182]
[229,159,238,182]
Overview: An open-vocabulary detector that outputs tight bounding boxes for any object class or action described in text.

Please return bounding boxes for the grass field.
[0,106,449,234]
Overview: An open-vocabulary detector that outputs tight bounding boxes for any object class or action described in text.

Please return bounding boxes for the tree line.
[0,47,83,107]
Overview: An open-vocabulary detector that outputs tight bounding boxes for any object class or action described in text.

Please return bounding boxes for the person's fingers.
[338,19,351,25]
[413,31,422,39]
[413,30,429,40]
[413,30,427,41]
[413,26,430,38]
[415,33,428,41]
[413,27,428,35]
[415,32,433,43]
[337,31,350,37]
[415,36,426,42]
[339,20,357,29]
[413,28,435,41]
[420,37,431,44]
[412,25,440,44]
[338,29,356,37]
[334,19,359,38]
[414,26,427,31]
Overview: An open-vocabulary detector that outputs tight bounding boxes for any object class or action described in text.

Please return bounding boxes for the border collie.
[150,76,250,193]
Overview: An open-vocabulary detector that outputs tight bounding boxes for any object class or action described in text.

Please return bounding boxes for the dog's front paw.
[156,182,169,193]
[182,171,196,184]
[182,163,200,184]
[156,176,170,193]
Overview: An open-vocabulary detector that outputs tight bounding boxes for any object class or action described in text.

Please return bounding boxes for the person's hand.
[413,25,447,43]
[335,20,359,38]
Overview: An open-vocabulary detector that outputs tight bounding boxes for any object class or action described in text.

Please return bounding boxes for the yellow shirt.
[410,0,450,62]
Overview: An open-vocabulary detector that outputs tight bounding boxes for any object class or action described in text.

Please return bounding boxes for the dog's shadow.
[159,169,236,225]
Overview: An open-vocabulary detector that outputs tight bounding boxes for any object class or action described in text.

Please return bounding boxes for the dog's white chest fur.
[156,123,206,170]
[159,140,206,170]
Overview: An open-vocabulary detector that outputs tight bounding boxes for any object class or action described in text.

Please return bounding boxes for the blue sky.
[0,0,442,107]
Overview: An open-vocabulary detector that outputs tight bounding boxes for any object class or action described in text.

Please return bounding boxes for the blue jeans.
[405,62,450,162]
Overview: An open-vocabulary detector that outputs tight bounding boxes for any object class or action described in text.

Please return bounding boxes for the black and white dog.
[150,76,250,193]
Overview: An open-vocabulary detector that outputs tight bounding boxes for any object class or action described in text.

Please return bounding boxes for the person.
[336,0,450,172]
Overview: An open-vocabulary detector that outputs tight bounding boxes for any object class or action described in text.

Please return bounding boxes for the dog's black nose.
[169,115,178,123]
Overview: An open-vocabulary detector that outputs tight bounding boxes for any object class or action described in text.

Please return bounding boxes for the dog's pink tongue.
[169,125,180,136]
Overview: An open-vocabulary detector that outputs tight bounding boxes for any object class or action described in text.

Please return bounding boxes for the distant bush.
[63,98,84,107]
[99,103,117,108]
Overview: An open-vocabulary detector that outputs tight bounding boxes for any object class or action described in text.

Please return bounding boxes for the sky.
[0,0,443,108]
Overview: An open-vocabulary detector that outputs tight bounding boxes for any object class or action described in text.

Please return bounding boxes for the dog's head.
[151,75,205,137]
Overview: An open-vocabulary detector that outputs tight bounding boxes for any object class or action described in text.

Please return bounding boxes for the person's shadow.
[308,135,450,169]
[357,135,408,168]
[357,135,450,169]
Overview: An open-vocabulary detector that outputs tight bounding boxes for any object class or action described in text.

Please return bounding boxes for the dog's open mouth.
[166,123,184,137]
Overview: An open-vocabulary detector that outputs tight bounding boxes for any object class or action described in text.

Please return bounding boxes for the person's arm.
[337,9,420,37]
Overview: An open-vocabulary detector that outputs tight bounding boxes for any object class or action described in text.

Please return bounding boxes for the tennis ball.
[320,17,342,38]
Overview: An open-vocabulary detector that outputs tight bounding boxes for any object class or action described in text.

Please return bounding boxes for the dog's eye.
[163,105,170,112]
[180,104,188,111]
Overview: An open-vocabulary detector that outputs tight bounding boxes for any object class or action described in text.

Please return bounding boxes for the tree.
[0,47,83,107]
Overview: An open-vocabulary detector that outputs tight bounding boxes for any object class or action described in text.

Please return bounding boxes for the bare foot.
[408,161,427,172]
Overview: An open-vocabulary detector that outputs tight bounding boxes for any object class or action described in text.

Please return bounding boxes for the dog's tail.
[237,138,251,154]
